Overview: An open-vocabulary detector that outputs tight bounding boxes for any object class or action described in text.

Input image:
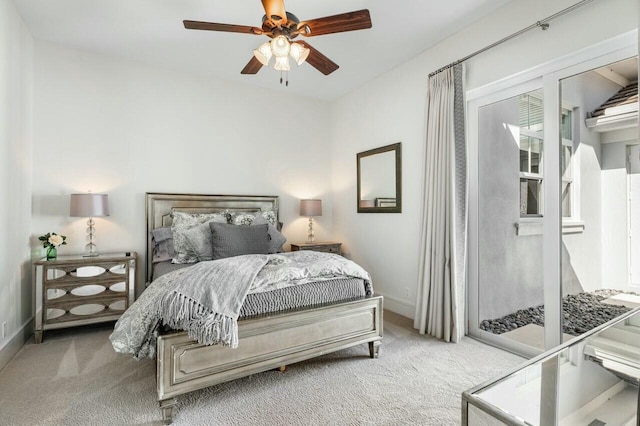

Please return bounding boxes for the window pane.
[561,145,573,179]
[530,138,543,174]
[520,136,543,174]
[520,137,529,173]
[562,182,571,217]
[519,91,544,131]
[561,109,572,140]
[520,178,542,216]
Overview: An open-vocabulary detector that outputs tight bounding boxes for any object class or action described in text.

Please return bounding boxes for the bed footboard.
[157,295,383,423]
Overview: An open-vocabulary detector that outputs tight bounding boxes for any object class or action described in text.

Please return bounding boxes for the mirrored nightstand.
[32,252,136,343]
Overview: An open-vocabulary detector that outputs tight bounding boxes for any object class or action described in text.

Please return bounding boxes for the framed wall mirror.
[357,142,402,213]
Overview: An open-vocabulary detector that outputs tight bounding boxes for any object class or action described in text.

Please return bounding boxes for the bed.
[121,193,383,424]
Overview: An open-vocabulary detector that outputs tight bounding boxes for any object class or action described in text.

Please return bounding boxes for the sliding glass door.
[467,36,638,357]
[475,87,547,356]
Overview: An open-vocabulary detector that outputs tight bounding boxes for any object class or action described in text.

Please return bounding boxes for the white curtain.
[414,64,467,343]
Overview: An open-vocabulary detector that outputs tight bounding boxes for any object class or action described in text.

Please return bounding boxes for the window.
[519,91,544,217]
[518,91,576,219]
[561,109,574,218]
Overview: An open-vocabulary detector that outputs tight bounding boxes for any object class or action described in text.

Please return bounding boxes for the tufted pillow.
[171,211,227,264]
[209,222,270,260]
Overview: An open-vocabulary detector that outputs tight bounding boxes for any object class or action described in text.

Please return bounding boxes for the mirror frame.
[357,142,402,213]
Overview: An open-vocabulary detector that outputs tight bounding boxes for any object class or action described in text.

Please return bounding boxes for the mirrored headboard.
[145,193,279,283]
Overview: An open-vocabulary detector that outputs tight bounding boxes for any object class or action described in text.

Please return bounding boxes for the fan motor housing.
[262,12,300,35]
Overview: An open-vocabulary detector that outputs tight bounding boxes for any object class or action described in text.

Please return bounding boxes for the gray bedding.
[153,261,367,319]
[153,261,189,279]
[240,277,366,318]
[111,252,372,359]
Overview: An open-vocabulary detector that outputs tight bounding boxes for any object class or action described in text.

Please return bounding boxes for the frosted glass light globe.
[274,56,291,71]
[270,35,291,58]
[290,42,310,65]
[253,42,272,66]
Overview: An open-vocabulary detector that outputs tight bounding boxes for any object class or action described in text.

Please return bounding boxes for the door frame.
[467,30,638,357]
[627,144,640,288]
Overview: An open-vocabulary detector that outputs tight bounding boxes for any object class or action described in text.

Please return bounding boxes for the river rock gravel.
[480,289,634,336]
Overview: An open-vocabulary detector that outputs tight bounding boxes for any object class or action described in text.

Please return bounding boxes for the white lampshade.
[300,199,322,217]
[274,56,291,71]
[270,35,291,58]
[70,193,110,217]
[253,42,272,66]
[290,42,310,65]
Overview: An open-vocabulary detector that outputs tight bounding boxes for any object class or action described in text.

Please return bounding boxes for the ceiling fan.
[183,0,372,80]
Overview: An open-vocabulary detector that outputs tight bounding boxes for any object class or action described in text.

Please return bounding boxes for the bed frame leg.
[278,365,286,372]
[369,341,381,359]
[159,398,177,424]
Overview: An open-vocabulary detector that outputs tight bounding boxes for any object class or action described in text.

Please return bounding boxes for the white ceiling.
[13,0,512,101]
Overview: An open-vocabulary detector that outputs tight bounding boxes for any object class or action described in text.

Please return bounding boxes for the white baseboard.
[0,317,33,373]
[378,292,415,320]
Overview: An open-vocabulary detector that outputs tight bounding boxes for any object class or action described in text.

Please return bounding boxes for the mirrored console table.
[33,252,136,343]
[463,307,640,425]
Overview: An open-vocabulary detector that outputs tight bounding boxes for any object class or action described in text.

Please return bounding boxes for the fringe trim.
[158,291,239,348]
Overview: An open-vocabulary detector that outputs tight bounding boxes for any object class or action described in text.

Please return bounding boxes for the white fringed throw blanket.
[158,255,269,349]
[110,251,372,359]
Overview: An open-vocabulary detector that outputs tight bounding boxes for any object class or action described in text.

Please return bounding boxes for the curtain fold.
[414,64,467,343]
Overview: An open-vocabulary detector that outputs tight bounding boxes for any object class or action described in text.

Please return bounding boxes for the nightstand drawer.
[291,242,342,256]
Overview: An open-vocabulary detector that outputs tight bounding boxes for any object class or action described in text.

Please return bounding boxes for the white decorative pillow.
[231,210,278,227]
[183,223,214,262]
[171,211,227,264]
[232,213,257,226]
[261,210,278,227]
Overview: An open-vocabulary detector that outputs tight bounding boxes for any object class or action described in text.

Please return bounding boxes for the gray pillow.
[171,211,227,264]
[151,227,175,263]
[253,215,286,253]
[209,222,270,260]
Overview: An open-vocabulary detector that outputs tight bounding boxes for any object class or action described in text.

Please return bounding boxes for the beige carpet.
[0,312,523,425]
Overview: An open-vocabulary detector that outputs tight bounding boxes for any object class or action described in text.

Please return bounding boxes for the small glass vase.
[46,246,57,260]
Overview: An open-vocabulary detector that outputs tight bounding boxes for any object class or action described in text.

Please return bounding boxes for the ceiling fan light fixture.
[274,56,291,71]
[253,41,273,66]
[290,42,310,65]
[270,35,291,58]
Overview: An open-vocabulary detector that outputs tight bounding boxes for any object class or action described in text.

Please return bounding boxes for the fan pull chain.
[278,71,289,87]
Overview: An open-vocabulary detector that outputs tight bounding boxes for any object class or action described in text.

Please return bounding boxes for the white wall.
[476,96,545,320]
[561,72,623,294]
[601,140,632,291]
[0,0,33,370]
[330,0,638,318]
[32,42,332,295]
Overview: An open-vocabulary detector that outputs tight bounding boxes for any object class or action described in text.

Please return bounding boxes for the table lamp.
[70,193,110,256]
[300,199,322,243]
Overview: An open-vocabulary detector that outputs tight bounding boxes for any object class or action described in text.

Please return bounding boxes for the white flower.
[48,234,64,246]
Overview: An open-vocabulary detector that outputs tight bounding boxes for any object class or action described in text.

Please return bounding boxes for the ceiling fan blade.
[241,56,263,75]
[298,9,371,37]
[183,20,263,35]
[298,41,339,75]
[261,0,288,24]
